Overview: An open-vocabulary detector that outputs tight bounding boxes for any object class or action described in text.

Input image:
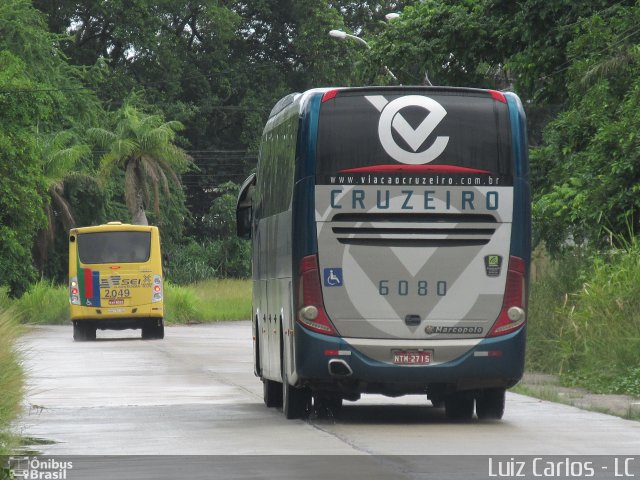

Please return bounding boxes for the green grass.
[0,308,25,455]
[528,244,640,396]
[527,247,591,374]
[193,278,252,321]
[1,279,251,326]
[511,384,563,403]
[164,279,251,324]
[14,281,69,325]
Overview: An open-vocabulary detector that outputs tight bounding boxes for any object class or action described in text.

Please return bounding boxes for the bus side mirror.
[236,206,252,240]
[236,173,256,240]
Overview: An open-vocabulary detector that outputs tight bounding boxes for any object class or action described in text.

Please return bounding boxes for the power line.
[539,21,640,82]
[0,86,93,94]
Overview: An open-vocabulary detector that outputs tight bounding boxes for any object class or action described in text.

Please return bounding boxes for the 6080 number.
[378,280,447,297]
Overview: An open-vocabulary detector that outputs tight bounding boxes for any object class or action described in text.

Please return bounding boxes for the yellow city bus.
[68,222,164,341]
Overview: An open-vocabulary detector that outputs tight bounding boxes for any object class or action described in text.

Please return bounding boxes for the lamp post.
[328,29,399,83]
[329,30,369,48]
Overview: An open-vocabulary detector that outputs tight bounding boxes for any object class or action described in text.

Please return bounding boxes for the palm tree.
[35,130,91,276]
[88,104,191,225]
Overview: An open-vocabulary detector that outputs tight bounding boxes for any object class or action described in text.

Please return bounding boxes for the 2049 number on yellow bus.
[103,288,131,299]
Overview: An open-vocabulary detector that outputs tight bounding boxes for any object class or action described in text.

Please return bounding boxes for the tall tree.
[34,131,91,276]
[531,4,640,252]
[88,104,192,226]
[0,52,47,296]
[0,0,100,295]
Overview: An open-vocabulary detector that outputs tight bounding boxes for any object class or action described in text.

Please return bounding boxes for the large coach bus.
[69,222,165,341]
[236,86,530,420]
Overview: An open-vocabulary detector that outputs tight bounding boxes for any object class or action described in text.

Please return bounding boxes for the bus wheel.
[263,379,283,408]
[475,388,505,420]
[444,392,474,421]
[313,393,343,418]
[86,324,96,341]
[281,367,310,420]
[73,322,94,342]
[142,320,164,340]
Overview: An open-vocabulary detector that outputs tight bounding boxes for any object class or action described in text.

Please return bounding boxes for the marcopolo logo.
[365,95,449,165]
[424,325,484,335]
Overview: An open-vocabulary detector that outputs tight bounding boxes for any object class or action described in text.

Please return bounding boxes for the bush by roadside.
[0,308,24,455]
[527,243,640,397]
[1,279,251,326]
[165,279,251,324]
[13,281,69,325]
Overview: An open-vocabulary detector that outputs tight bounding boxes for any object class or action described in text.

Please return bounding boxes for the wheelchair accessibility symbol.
[323,268,343,287]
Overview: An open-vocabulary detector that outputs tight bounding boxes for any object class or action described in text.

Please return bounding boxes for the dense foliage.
[2,0,640,293]
[528,243,640,396]
[0,0,93,296]
[0,307,24,454]
[531,5,640,252]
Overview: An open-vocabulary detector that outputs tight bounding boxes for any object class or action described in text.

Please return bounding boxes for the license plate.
[393,350,432,365]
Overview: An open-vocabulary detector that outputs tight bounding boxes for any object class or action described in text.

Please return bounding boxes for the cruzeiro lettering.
[331,189,499,211]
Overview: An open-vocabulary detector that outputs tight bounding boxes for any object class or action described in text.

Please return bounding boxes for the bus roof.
[71,223,158,235]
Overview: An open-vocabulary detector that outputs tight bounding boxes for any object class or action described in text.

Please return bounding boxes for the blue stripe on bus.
[506,93,531,266]
[92,270,101,307]
[292,92,323,267]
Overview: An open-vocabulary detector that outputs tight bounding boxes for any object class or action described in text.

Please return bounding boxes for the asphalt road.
[13,322,640,478]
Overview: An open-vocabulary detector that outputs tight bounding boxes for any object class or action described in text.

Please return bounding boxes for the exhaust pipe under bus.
[328,359,353,377]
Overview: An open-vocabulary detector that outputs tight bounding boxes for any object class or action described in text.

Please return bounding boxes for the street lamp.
[329,30,370,49]
[328,29,398,83]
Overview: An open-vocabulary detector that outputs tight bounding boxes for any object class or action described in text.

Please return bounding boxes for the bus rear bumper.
[70,304,163,330]
[294,325,526,395]
[70,304,163,319]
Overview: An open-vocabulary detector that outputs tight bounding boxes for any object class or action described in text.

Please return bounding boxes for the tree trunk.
[132,189,148,225]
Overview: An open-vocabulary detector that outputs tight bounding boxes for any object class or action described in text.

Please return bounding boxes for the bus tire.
[314,393,343,418]
[142,320,164,340]
[154,322,165,339]
[73,321,95,342]
[72,321,85,342]
[475,388,505,420]
[444,392,474,421]
[281,362,310,420]
[263,379,283,408]
[85,324,97,341]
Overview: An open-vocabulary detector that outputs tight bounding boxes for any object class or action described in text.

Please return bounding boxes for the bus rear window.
[77,231,151,264]
[316,89,512,184]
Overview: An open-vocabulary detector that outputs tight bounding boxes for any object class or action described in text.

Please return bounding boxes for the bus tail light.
[152,275,163,303]
[321,89,339,103]
[69,277,80,305]
[488,256,526,337]
[488,90,507,103]
[297,255,337,336]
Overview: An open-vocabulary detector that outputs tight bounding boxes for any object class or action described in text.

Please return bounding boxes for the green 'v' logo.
[484,255,503,277]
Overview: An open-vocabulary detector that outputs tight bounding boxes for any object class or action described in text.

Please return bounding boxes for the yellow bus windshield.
[77,231,151,264]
